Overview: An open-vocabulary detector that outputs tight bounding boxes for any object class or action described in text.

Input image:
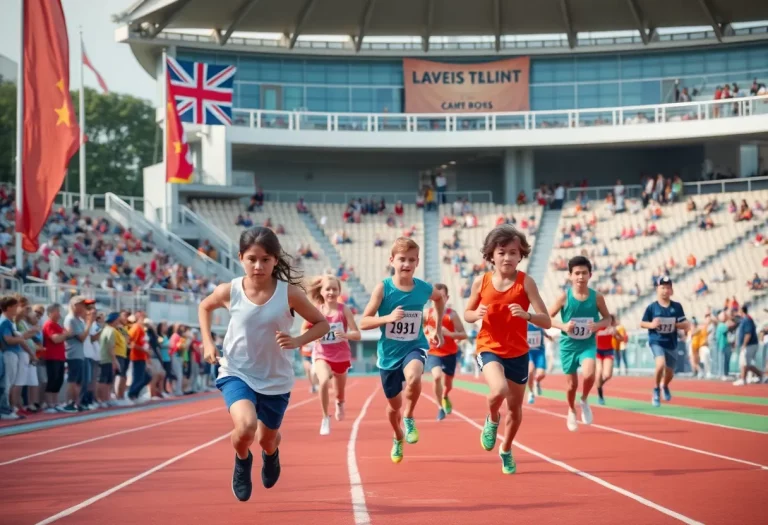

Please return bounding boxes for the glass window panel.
[374,88,395,112]
[306,62,326,83]
[283,86,304,110]
[281,61,303,82]
[326,64,349,85]
[620,56,642,79]
[661,54,683,76]
[259,59,281,82]
[349,62,372,84]
[642,56,662,77]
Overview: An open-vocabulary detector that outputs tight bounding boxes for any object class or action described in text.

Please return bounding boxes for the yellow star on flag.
[56,79,65,93]
[55,102,71,127]
[174,141,182,154]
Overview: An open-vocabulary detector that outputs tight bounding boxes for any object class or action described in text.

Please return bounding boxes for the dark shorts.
[476,352,530,385]
[303,355,313,363]
[597,349,615,360]
[216,376,291,430]
[162,360,174,379]
[66,359,84,384]
[426,353,458,377]
[650,344,677,368]
[379,349,427,399]
[99,363,115,384]
[529,349,546,370]
[115,356,129,377]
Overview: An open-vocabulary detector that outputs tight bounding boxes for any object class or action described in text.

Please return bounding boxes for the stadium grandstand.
[3,1,768,521]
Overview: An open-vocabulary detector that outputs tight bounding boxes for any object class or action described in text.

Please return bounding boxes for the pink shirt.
[312,305,351,363]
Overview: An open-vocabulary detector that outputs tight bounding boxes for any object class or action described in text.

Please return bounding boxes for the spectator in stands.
[63,296,96,412]
[516,191,527,205]
[733,306,763,386]
[296,197,309,214]
[127,312,151,401]
[435,172,447,204]
[748,273,764,291]
[248,186,264,212]
[394,200,404,217]
[235,214,253,227]
[42,303,70,413]
[686,197,697,212]
[551,183,565,210]
[694,278,709,297]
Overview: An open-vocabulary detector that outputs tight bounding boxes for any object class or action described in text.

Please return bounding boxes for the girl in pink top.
[302,275,361,436]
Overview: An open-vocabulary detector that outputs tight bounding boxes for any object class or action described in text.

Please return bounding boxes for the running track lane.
[573,374,768,396]
[1,388,315,525]
[32,381,372,525]
[353,381,690,525]
[443,385,766,525]
[453,379,768,465]
[0,398,223,465]
[526,376,768,415]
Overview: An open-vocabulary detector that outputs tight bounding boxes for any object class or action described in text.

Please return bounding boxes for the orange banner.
[403,57,529,113]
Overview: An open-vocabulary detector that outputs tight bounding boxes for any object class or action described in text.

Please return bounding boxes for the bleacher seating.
[309,203,425,293]
[188,199,330,278]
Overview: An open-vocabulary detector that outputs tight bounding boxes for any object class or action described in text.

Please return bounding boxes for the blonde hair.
[390,237,420,257]
[308,275,342,304]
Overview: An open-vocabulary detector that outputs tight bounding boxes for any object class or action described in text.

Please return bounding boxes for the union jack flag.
[166,57,236,125]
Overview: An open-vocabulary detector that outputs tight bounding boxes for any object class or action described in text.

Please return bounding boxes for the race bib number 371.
[385,311,423,342]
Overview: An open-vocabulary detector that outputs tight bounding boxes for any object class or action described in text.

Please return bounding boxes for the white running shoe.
[567,410,578,432]
[579,399,593,425]
[527,392,535,404]
[320,416,331,435]
[335,401,345,421]
[732,378,745,386]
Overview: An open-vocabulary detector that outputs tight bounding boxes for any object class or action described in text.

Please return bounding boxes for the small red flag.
[19,0,80,252]
[82,44,108,94]
[165,71,194,184]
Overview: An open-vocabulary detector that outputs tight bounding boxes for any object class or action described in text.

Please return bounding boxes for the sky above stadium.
[0,0,156,101]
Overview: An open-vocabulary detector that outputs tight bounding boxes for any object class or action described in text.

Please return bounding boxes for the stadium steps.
[616,214,768,320]
[591,211,700,291]
[103,192,236,283]
[423,209,441,283]
[299,211,370,308]
[527,208,561,285]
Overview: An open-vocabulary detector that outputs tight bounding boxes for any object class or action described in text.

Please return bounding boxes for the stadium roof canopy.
[115,0,768,51]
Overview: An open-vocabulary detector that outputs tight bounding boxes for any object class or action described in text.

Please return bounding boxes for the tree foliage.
[0,81,157,197]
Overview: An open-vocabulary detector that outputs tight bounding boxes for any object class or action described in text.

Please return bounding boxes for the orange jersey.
[425,307,458,356]
[475,271,530,358]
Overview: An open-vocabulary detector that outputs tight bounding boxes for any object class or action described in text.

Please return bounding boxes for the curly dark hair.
[481,225,532,262]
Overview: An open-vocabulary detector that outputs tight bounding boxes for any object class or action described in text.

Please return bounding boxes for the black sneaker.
[261,448,281,489]
[232,451,253,502]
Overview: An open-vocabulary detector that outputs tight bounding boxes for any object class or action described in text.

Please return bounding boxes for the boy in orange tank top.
[464,225,551,474]
[424,284,467,420]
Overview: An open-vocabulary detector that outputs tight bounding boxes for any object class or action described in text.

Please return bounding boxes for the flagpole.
[162,49,169,228]
[79,27,86,211]
[15,0,25,269]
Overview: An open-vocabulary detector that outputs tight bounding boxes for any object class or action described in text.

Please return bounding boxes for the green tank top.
[559,288,599,352]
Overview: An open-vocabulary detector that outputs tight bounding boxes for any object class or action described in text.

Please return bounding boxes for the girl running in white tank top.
[303,275,361,436]
[199,227,329,502]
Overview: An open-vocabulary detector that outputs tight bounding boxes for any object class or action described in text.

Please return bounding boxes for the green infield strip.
[448,379,768,433]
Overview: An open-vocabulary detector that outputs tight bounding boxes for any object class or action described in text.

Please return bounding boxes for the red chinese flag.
[165,73,194,183]
[19,0,80,252]
[82,45,108,94]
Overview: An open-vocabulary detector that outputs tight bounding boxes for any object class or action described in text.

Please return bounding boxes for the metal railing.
[566,175,768,201]
[178,205,240,274]
[104,192,235,282]
[230,95,768,134]
[251,189,494,204]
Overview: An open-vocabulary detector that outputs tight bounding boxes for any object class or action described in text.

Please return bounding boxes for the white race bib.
[385,311,422,342]
[527,331,542,348]
[656,317,676,334]
[320,322,344,344]
[570,317,592,340]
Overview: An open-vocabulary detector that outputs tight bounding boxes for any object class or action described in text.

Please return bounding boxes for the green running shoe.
[481,414,499,451]
[403,417,419,444]
[499,449,516,474]
[391,438,404,463]
[441,396,452,415]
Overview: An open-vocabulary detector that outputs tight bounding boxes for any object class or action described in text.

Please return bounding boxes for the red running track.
[1,377,766,525]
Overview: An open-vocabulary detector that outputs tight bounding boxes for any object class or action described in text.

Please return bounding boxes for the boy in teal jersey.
[360,237,445,464]
[548,256,611,432]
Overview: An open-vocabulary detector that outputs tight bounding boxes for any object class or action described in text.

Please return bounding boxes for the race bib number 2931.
[385,311,423,342]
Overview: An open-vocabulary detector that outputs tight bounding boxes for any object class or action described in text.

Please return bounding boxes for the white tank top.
[218,277,296,395]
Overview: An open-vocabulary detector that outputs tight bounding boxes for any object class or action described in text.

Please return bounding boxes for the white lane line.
[424,394,703,525]
[525,404,768,471]
[0,407,220,466]
[347,386,377,525]
[35,394,320,525]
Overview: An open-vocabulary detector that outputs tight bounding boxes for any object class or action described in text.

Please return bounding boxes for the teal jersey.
[376,277,432,370]
[558,288,600,353]
[526,323,546,352]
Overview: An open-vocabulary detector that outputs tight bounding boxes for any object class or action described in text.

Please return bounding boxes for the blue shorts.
[426,353,458,376]
[528,349,546,370]
[476,352,529,385]
[650,344,677,368]
[216,376,291,430]
[303,355,312,363]
[66,359,84,384]
[379,349,427,399]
